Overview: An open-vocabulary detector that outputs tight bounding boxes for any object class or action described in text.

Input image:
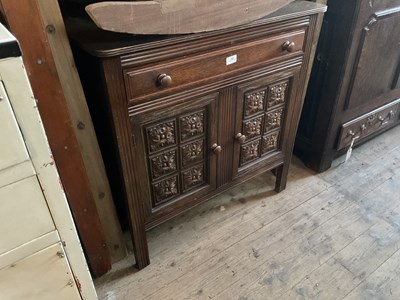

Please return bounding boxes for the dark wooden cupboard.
[68,2,326,269]
[296,0,400,172]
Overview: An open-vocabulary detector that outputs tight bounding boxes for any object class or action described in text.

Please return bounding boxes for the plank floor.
[95,125,400,300]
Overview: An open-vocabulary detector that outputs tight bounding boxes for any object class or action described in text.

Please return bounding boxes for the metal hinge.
[131,134,136,146]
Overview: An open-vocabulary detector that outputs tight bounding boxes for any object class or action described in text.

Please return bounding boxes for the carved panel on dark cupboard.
[233,72,300,179]
[295,0,400,172]
[131,94,218,213]
[68,2,326,269]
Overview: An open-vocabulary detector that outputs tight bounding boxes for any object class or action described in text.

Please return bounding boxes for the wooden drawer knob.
[157,73,172,87]
[211,143,222,154]
[282,41,295,52]
[235,133,247,144]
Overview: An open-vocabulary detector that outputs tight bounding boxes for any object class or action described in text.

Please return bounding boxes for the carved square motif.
[152,175,179,205]
[181,139,204,167]
[182,164,205,191]
[240,139,261,165]
[243,116,263,140]
[265,108,284,132]
[149,150,177,180]
[147,120,176,153]
[244,90,266,116]
[267,82,288,109]
[262,132,280,155]
[180,111,205,141]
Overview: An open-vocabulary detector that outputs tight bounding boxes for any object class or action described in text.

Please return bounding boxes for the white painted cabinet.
[0,24,97,299]
[0,243,82,300]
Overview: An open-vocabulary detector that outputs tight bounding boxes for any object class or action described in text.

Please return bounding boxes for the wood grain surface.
[36,0,126,264]
[86,0,295,34]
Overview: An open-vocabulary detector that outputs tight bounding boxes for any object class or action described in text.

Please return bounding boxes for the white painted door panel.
[0,175,55,255]
[0,81,29,171]
[0,243,82,300]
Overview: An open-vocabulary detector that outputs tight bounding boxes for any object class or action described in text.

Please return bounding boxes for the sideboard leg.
[274,164,289,193]
[130,224,150,269]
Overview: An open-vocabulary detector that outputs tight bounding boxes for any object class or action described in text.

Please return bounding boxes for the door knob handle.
[157,73,172,87]
[282,41,295,52]
[235,133,247,144]
[211,143,222,154]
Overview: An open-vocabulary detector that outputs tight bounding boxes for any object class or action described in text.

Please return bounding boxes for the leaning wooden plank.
[36,0,127,264]
[86,0,295,34]
[0,0,112,277]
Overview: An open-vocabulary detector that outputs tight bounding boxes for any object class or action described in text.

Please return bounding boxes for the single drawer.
[124,30,305,102]
[337,99,400,150]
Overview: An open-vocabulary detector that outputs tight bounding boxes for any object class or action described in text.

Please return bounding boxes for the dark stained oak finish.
[295,0,400,172]
[123,30,306,102]
[337,99,400,151]
[68,2,326,269]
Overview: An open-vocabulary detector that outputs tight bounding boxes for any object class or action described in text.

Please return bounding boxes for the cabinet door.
[130,93,218,222]
[232,69,299,179]
[345,4,400,110]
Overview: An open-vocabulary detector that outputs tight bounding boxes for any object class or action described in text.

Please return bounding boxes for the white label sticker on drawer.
[226,54,237,66]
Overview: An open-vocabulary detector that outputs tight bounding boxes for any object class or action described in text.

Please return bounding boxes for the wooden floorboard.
[343,248,400,300]
[95,125,400,300]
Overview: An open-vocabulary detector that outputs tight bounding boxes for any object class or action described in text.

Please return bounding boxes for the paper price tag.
[226,54,237,66]
[345,136,359,162]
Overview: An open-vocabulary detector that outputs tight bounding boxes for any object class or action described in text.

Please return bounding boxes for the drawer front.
[0,81,29,171]
[0,243,82,300]
[337,99,400,150]
[124,30,305,102]
[0,176,55,255]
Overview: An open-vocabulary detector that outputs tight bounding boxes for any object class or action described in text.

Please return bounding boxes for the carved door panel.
[130,93,218,222]
[232,69,299,179]
[345,5,400,110]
